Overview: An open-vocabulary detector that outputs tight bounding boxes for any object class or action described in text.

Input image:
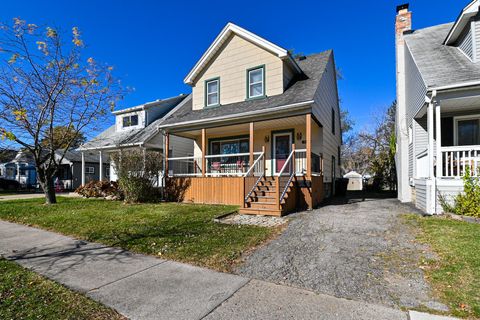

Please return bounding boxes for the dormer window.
[247,66,265,99]
[205,78,220,107]
[122,114,139,128]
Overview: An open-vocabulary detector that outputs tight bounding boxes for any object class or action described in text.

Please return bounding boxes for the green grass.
[404,214,480,318]
[0,258,124,320]
[0,197,279,272]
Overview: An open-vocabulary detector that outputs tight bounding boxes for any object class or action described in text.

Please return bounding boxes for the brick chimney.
[395,3,412,203]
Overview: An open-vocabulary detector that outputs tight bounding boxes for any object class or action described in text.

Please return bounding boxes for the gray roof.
[59,149,109,164]
[160,50,333,126]
[405,23,480,89]
[81,95,187,150]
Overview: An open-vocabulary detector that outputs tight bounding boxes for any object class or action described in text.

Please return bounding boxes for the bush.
[440,167,480,217]
[75,180,123,200]
[110,149,162,203]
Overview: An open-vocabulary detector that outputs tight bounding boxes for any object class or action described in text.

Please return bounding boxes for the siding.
[405,45,427,127]
[475,19,480,61]
[115,110,146,132]
[311,54,341,184]
[191,34,285,110]
[414,178,428,212]
[436,179,464,213]
[457,23,474,60]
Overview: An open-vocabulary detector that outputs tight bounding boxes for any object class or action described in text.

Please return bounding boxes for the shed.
[344,171,363,191]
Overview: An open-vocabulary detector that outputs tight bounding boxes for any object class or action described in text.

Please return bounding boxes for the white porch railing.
[168,156,203,177]
[441,146,480,177]
[205,152,262,177]
[244,151,265,177]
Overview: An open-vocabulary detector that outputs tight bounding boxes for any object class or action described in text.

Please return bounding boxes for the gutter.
[159,100,314,130]
[429,79,480,92]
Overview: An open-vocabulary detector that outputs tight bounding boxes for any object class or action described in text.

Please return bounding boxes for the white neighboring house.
[395,2,480,214]
[79,94,194,185]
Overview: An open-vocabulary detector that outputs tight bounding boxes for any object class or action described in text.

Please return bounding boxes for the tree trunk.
[43,179,57,204]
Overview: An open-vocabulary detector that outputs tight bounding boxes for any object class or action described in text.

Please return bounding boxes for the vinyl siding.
[475,19,480,61]
[414,178,428,212]
[405,45,427,127]
[191,34,285,110]
[457,23,474,60]
[311,54,341,183]
[436,179,464,213]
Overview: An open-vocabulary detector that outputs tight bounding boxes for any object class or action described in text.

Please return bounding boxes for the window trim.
[246,65,266,100]
[453,114,480,146]
[208,135,250,155]
[122,114,139,128]
[86,166,95,174]
[204,77,220,108]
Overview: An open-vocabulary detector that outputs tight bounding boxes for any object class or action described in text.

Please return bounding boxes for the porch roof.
[160,51,332,129]
[405,23,480,89]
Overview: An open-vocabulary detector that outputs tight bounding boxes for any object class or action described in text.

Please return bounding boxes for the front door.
[273,132,292,174]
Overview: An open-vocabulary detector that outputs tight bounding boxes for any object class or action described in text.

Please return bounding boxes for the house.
[395,2,480,214]
[79,94,194,184]
[161,23,342,216]
[0,149,109,190]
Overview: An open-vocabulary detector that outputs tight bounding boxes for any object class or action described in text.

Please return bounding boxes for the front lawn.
[0,258,124,319]
[0,198,280,272]
[404,214,480,318]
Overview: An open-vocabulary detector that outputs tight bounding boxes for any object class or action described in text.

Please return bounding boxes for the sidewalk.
[0,220,454,320]
[0,192,80,201]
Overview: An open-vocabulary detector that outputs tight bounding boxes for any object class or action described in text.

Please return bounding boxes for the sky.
[0,0,467,136]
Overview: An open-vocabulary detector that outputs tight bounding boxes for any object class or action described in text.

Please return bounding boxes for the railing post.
[276,176,280,210]
[292,143,296,175]
[201,129,206,177]
[249,122,254,170]
[262,145,266,176]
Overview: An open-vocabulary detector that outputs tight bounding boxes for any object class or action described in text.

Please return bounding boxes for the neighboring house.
[0,151,36,188]
[79,94,194,184]
[0,149,108,190]
[395,2,480,214]
[161,23,342,216]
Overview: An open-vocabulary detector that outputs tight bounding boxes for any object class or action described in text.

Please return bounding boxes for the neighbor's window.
[122,114,139,128]
[86,167,95,174]
[331,108,336,135]
[247,66,265,99]
[205,79,220,107]
[457,118,480,146]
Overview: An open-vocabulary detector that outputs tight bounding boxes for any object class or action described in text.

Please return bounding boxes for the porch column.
[249,122,254,168]
[201,129,206,177]
[99,150,103,181]
[16,163,20,182]
[435,101,442,178]
[165,133,170,177]
[427,102,434,180]
[81,151,86,186]
[306,113,312,177]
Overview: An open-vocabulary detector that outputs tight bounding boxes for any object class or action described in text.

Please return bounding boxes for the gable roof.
[404,23,480,89]
[184,22,302,85]
[444,0,479,45]
[161,50,332,129]
[79,94,188,150]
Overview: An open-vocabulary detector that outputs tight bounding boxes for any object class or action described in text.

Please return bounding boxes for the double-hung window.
[122,115,139,128]
[456,116,480,146]
[205,78,220,107]
[247,66,265,99]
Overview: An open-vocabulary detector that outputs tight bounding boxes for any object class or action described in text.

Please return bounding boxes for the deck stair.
[240,176,295,216]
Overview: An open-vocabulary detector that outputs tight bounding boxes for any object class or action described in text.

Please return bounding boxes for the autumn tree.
[0,18,123,204]
[40,126,86,149]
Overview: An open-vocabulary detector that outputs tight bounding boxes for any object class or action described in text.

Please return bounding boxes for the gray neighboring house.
[79,94,194,184]
[396,1,480,214]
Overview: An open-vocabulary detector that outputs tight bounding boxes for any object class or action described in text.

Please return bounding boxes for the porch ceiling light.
[297,132,302,141]
[264,135,269,143]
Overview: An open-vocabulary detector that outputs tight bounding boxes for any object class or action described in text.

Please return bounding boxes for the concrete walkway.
[0,192,79,201]
[0,220,452,320]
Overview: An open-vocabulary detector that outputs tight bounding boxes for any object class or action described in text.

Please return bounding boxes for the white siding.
[436,179,464,213]
[475,19,480,61]
[414,178,428,212]
[311,54,341,184]
[457,24,474,60]
[405,45,427,127]
[170,135,194,158]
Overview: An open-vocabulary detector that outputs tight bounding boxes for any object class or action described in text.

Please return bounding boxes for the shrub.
[75,180,123,200]
[441,167,480,217]
[110,149,162,203]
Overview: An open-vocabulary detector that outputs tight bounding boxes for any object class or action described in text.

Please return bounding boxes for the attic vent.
[298,56,307,61]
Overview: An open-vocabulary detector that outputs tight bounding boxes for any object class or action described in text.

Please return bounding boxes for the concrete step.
[239,207,282,216]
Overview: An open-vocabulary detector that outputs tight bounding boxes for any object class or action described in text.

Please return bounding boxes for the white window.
[455,115,480,146]
[205,79,219,107]
[248,67,264,99]
[122,115,139,128]
[86,166,95,174]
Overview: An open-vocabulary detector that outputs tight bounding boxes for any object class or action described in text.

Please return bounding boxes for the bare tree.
[0,18,123,204]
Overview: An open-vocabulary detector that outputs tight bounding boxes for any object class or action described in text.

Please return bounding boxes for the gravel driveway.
[236,192,447,311]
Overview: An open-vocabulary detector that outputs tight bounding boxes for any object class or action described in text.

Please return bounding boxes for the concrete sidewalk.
[0,192,80,201]
[0,220,450,320]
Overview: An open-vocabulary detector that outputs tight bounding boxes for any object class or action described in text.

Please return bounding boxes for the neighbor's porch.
[165,114,324,215]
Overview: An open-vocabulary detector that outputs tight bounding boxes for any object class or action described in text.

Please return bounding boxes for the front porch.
[165,114,324,216]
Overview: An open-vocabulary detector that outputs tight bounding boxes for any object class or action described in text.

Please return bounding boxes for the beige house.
[161,23,342,216]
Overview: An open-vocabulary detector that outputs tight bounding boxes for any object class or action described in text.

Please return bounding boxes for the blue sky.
[1,0,465,135]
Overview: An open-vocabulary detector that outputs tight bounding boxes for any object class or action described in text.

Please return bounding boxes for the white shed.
[344,171,363,191]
